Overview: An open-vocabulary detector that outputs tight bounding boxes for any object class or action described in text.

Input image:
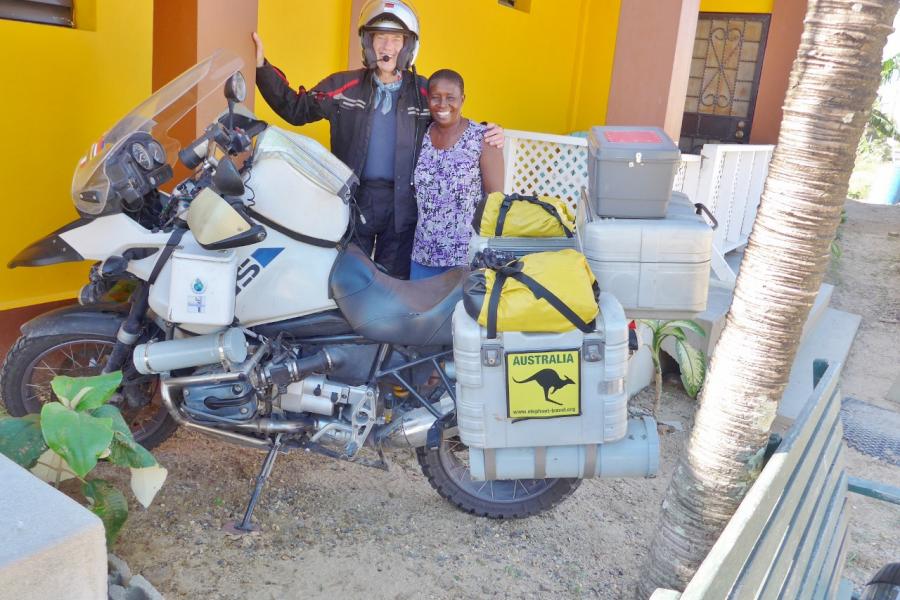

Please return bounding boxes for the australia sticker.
[506,350,580,419]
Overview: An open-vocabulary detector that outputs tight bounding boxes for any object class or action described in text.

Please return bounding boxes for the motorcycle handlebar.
[178,132,212,170]
[178,117,267,170]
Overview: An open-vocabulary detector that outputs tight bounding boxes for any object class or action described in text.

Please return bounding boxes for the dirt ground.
[101,201,899,599]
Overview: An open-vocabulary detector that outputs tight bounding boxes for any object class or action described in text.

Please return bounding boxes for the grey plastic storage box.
[576,190,713,319]
[588,126,681,218]
[466,233,577,263]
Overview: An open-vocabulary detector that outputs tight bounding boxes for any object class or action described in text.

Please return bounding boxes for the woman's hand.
[483,122,505,149]
[252,32,265,68]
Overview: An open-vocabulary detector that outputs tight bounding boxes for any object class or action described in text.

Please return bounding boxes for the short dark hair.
[428,69,464,95]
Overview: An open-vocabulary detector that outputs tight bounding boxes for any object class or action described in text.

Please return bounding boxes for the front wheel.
[417,432,581,518]
[1,334,178,449]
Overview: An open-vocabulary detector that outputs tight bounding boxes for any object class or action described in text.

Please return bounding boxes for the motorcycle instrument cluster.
[104,132,174,210]
[130,142,154,170]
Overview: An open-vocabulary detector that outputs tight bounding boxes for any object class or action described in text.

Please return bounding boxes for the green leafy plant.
[638,320,707,417]
[0,372,166,545]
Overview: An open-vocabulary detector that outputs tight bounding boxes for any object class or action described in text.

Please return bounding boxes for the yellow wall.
[253,1,350,146]
[699,0,773,13]
[1,0,625,310]
[0,1,154,310]
[414,0,587,134]
[569,0,622,132]
[255,0,621,137]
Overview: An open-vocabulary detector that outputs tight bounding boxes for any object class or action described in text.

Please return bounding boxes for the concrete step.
[776,306,861,421]
[0,454,106,599]
[628,282,850,405]
[800,282,833,342]
[687,280,834,360]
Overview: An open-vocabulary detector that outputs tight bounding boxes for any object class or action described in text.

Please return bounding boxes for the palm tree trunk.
[638,0,898,596]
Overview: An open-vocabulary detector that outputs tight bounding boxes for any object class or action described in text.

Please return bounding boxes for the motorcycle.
[2,51,657,529]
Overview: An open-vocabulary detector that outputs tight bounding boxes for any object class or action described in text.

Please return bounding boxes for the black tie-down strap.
[485,261,595,339]
[148,227,188,285]
[494,194,574,238]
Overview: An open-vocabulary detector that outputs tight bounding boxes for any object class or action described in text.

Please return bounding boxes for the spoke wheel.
[2,334,177,448]
[417,431,581,518]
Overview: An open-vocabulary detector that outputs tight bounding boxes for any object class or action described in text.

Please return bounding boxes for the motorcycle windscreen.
[71,50,244,215]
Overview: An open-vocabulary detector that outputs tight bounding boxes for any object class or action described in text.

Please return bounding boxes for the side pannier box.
[452,291,630,452]
[588,126,681,218]
[577,190,713,319]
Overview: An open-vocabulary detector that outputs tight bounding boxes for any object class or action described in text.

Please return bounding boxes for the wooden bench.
[651,359,855,600]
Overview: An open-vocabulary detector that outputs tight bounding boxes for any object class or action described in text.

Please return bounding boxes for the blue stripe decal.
[251,247,284,268]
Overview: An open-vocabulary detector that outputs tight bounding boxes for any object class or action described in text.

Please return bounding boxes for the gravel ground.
[108,387,692,600]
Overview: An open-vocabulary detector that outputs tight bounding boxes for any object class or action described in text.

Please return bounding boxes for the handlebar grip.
[178,134,210,169]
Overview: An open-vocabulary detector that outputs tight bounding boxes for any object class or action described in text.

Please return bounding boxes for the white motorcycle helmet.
[357,0,420,70]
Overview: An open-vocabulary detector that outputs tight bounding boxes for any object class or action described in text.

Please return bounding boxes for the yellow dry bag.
[473,192,576,238]
[463,249,599,338]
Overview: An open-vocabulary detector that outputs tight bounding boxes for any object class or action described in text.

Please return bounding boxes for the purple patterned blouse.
[412,120,486,267]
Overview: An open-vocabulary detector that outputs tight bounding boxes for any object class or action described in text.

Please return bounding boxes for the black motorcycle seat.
[329,244,467,346]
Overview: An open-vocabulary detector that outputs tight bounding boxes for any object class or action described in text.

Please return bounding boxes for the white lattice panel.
[503,131,589,214]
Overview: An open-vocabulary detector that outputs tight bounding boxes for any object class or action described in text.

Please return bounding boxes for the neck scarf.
[373,74,402,115]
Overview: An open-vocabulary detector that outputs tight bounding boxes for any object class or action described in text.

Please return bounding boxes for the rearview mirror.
[224,72,247,103]
[187,188,265,250]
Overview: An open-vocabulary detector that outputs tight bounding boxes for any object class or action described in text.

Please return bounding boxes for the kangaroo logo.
[513,369,575,406]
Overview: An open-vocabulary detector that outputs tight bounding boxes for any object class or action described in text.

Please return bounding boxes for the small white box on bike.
[167,249,238,326]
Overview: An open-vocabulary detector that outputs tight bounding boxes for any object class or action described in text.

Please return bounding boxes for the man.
[253,0,502,278]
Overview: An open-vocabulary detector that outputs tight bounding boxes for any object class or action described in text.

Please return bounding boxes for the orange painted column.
[749,0,807,144]
[605,0,701,142]
[153,0,259,110]
[349,0,364,69]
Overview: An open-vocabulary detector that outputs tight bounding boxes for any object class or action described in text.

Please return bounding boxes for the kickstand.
[224,434,283,535]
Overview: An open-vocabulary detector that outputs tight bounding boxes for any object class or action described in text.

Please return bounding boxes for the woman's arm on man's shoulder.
[481,140,504,194]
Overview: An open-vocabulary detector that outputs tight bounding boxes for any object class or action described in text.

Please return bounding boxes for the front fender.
[20,303,127,339]
[8,218,91,268]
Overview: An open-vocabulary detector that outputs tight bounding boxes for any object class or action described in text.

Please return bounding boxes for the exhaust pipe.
[377,395,455,449]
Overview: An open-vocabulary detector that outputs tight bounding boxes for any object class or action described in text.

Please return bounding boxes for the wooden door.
[680,13,771,154]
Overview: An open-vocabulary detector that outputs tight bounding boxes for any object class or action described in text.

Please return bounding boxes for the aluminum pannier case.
[576,190,714,319]
[452,292,660,481]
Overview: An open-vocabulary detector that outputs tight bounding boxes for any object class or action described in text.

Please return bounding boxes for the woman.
[410,69,504,279]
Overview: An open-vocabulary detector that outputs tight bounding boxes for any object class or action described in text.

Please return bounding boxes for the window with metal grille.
[0,0,74,28]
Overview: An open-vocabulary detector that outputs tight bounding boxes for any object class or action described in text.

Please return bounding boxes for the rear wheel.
[1,334,177,449]
[416,431,581,518]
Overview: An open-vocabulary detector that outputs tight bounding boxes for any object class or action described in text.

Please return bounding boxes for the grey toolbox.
[452,292,659,481]
[576,188,715,319]
[587,126,681,218]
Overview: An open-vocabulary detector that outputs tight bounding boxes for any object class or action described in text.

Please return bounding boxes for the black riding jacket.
[256,61,429,232]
